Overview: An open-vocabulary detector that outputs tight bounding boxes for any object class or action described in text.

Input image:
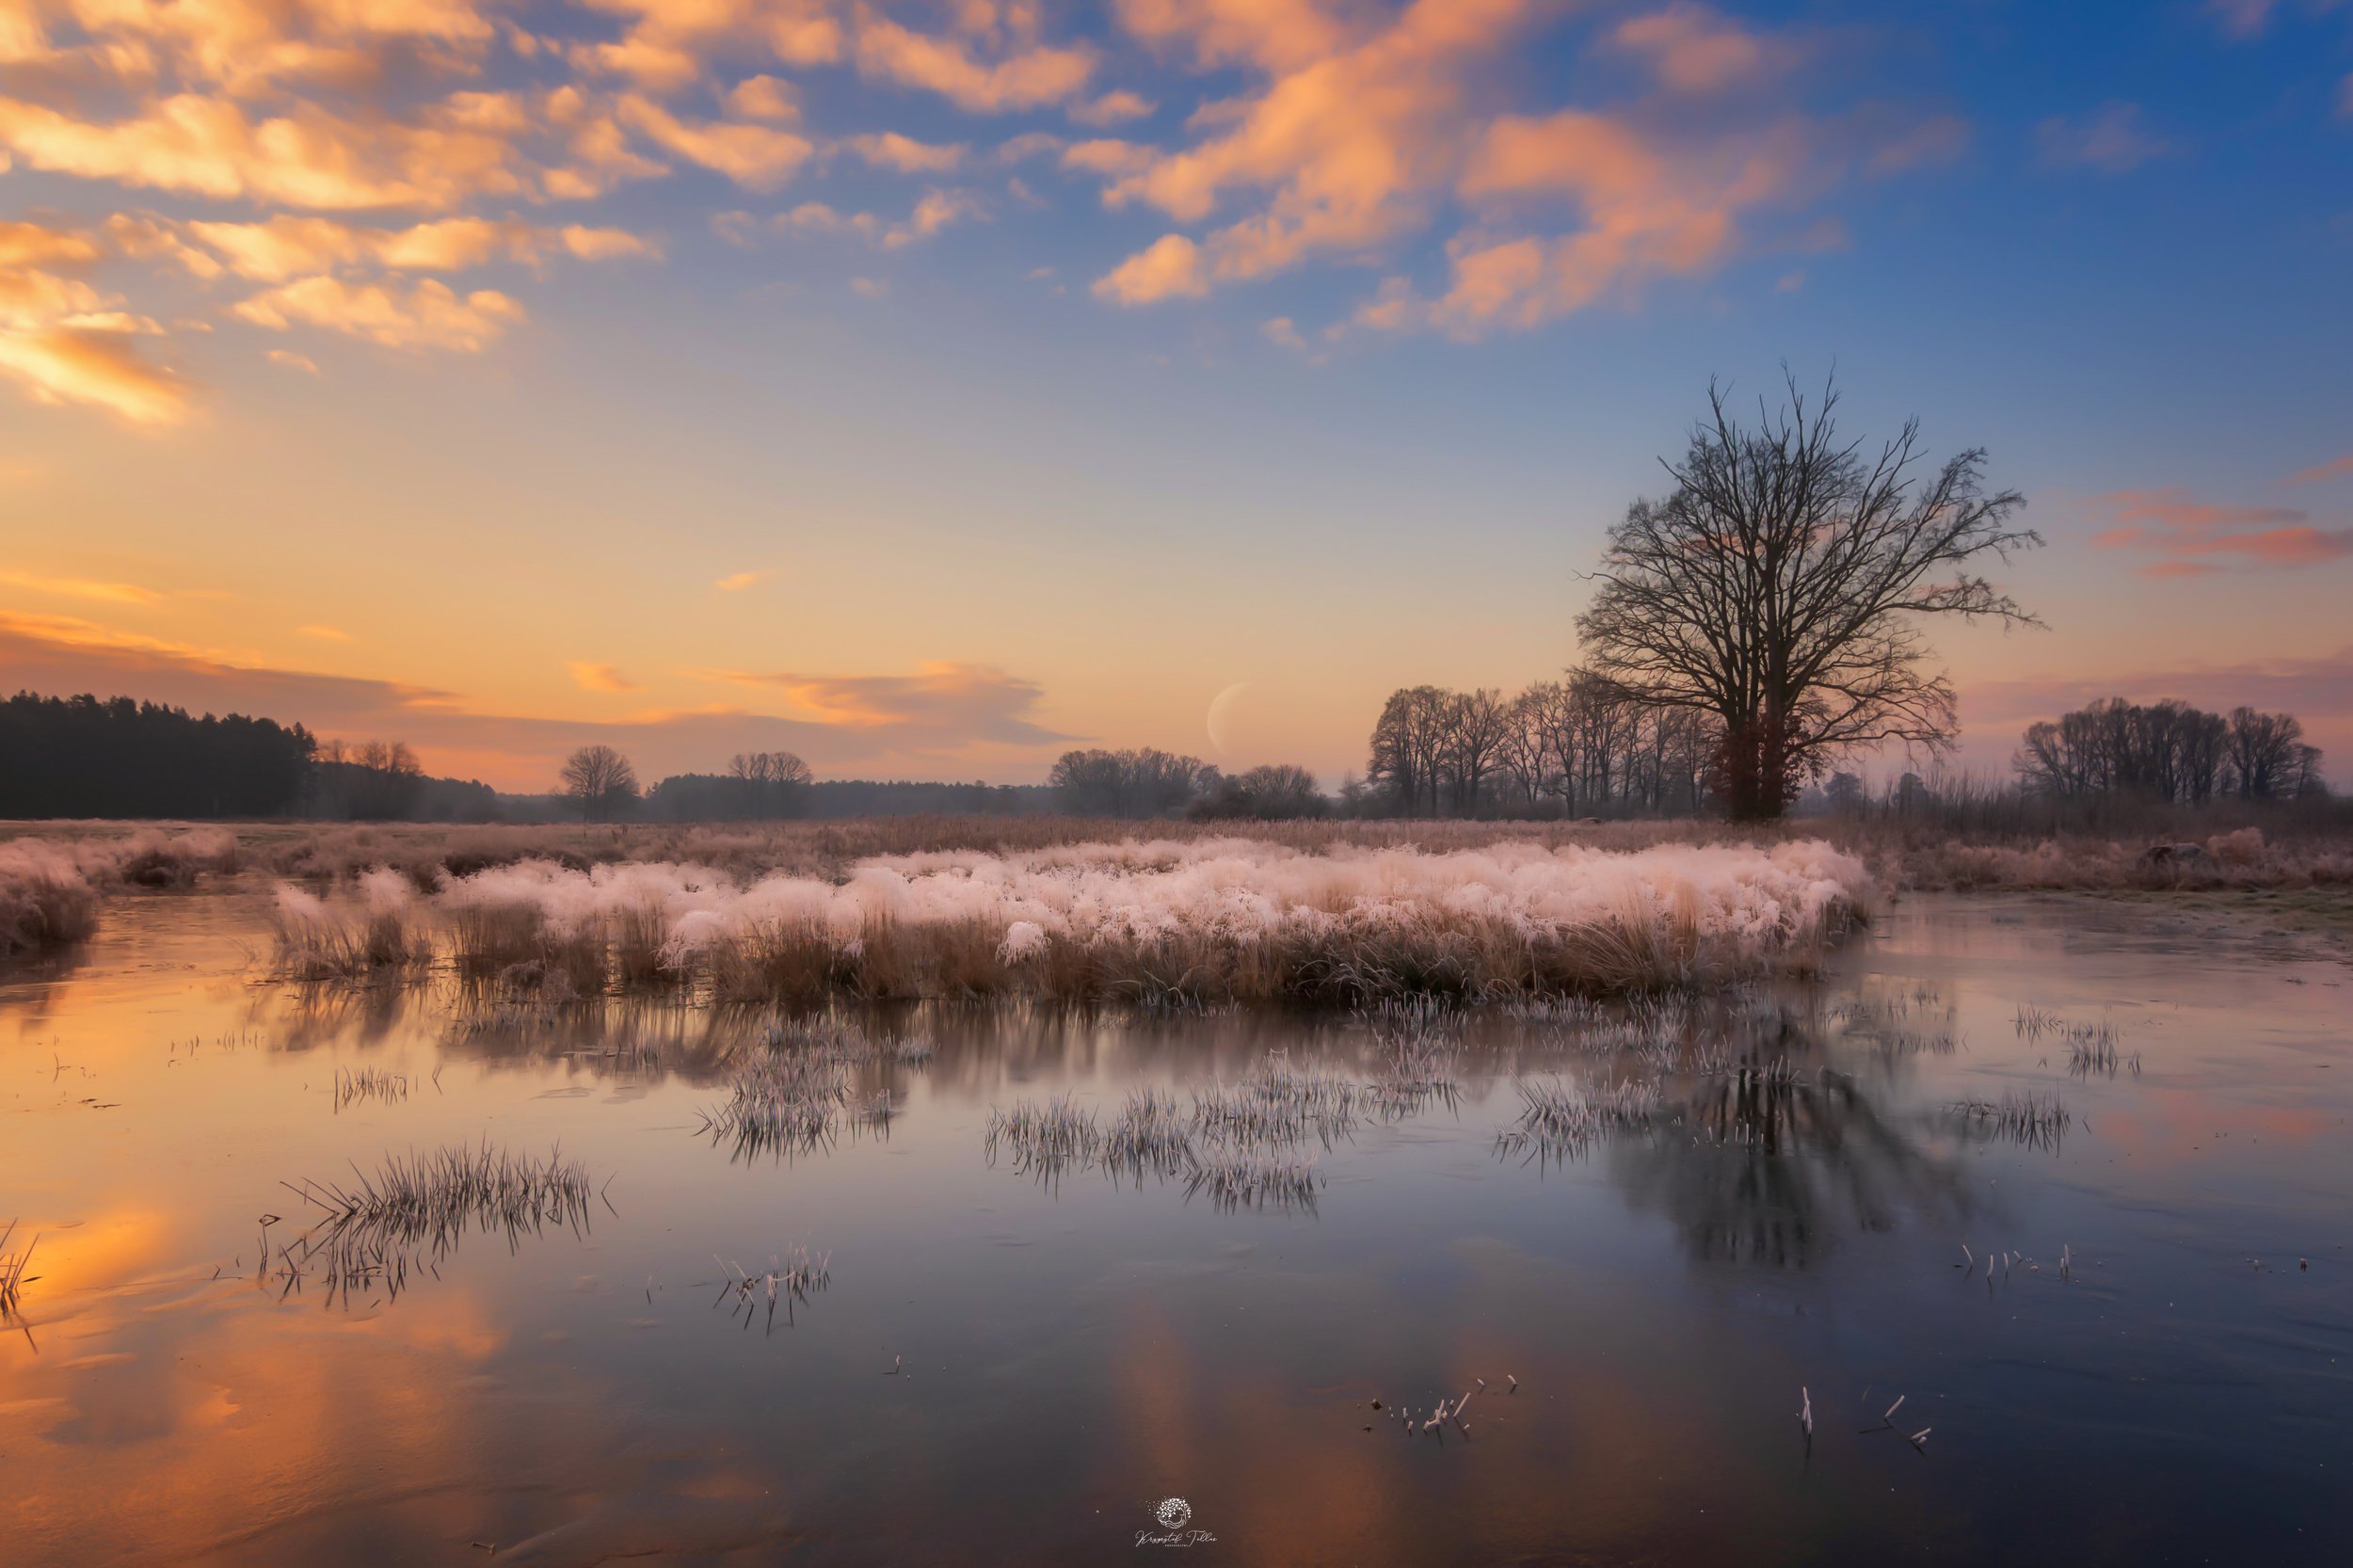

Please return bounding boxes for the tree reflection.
[1610,1069,1971,1269]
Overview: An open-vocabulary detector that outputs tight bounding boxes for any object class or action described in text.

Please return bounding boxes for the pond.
[4,891,2349,1565]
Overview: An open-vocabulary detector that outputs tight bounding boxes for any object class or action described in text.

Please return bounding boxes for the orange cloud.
[2290,453,2353,485]
[707,660,1071,743]
[1608,4,1803,96]
[1093,232,1206,302]
[2089,487,2352,572]
[852,3,1095,111]
[842,131,968,172]
[0,322,193,424]
[1071,88,1155,126]
[181,215,654,280]
[617,93,815,187]
[0,570,167,605]
[0,92,532,210]
[568,660,640,692]
[1085,0,1950,329]
[232,275,525,351]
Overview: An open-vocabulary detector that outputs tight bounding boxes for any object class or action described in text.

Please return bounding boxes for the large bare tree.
[1576,376,2041,819]
[559,744,640,823]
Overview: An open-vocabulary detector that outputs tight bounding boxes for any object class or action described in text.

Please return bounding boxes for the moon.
[1206,682,1249,756]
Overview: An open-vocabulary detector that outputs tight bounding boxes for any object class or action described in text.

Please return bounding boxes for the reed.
[1949,1089,2072,1148]
[712,1247,831,1332]
[275,1141,600,1307]
[0,1220,39,1322]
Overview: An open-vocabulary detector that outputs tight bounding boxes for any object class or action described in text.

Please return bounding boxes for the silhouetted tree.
[1577,376,2040,819]
[1190,764,1330,820]
[559,744,639,822]
[2019,697,2324,803]
[1048,747,1215,817]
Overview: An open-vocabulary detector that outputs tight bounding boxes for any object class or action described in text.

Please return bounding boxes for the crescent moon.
[1206,682,1248,756]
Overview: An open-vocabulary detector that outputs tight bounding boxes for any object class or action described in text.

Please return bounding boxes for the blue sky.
[1,0,2347,788]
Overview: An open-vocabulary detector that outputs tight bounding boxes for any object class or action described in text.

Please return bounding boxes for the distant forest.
[0,687,2329,825]
[0,691,1055,823]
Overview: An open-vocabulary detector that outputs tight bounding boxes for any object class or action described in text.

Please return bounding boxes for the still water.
[5,891,2349,1565]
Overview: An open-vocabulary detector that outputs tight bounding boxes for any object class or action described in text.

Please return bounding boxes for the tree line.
[1362,679,1712,819]
[1045,748,1329,820]
[2014,698,2323,804]
[0,693,315,819]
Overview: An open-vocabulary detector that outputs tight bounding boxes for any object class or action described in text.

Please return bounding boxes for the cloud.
[0,612,1069,788]
[2291,454,2353,485]
[1260,315,1307,350]
[1082,0,1954,332]
[0,92,533,211]
[0,321,193,424]
[0,570,167,605]
[849,275,889,297]
[266,348,322,373]
[727,75,804,123]
[714,569,769,591]
[2037,103,2171,174]
[233,276,526,352]
[181,215,656,280]
[842,131,968,172]
[1071,88,1156,126]
[1965,644,2353,731]
[704,660,1072,744]
[2089,486,2353,573]
[618,94,815,188]
[1062,137,1158,178]
[0,216,197,422]
[299,623,354,640]
[568,661,640,692]
[852,4,1095,112]
[1093,232,1207,302]
[769,189,984,248]
[1606,4,1805,96]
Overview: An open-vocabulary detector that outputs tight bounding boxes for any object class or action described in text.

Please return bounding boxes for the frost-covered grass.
[0,827,237,957]
[263,836,1871,1004]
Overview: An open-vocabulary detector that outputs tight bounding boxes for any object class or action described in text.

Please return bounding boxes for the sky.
[1,0,2349,792]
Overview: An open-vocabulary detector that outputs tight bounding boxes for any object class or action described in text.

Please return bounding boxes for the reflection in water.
[5,889,2352,1565]
[1615,1069,1970,1269]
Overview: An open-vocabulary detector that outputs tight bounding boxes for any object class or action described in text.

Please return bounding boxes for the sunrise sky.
[2,0,2349,791]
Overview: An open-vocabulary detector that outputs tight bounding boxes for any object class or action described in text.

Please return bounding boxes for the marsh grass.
[696,1016,934,1160]
[263,837,1871,1006]
[274,1141,600,1307]
[1493,1077,1663,1164]
[0,827,237,957]
[712,1247,831,1333]
[331,1065,411,1110]
[1949,1090,2072,1149]
[1,1219,40,1325]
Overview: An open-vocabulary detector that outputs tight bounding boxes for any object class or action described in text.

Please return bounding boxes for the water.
[5,890,2349,1564]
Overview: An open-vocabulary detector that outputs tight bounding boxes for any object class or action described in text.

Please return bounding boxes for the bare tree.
[724,749,812,818]
[2226,707,2308,801]
[560,744,640,823]
[1577,375,2040,819]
